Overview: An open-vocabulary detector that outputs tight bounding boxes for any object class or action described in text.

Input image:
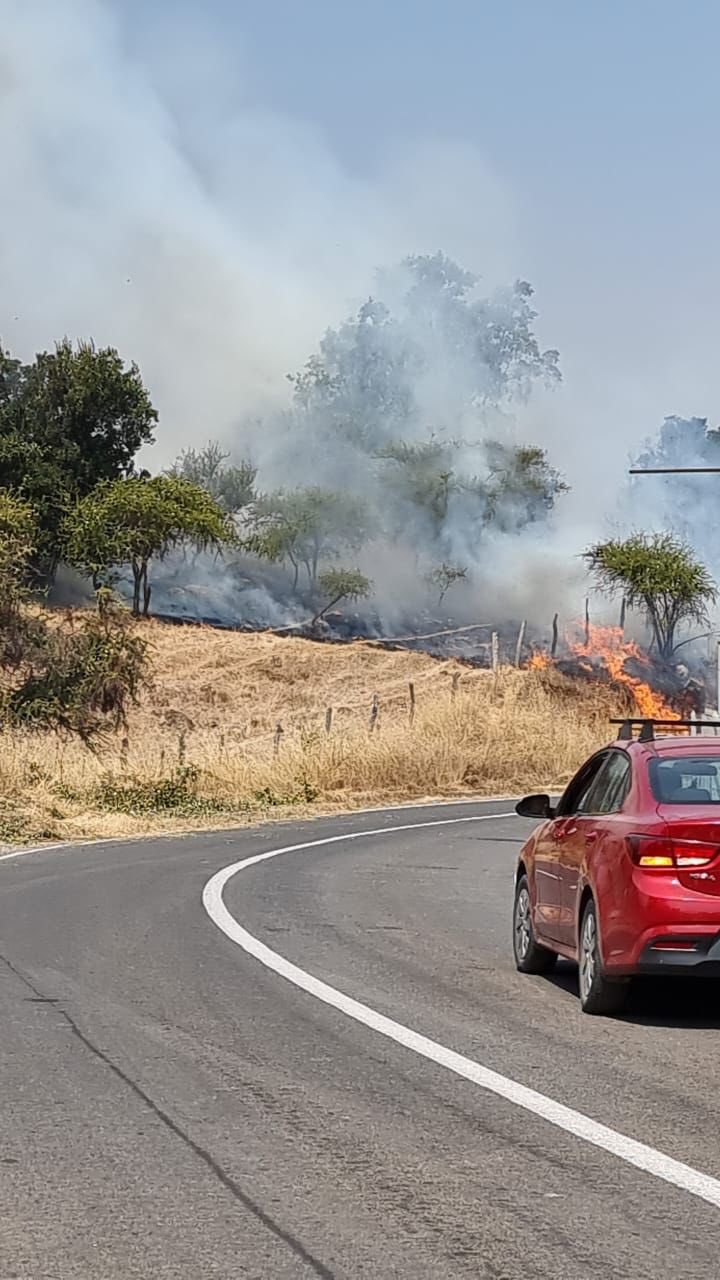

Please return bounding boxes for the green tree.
[168,440,256,513]
[0,434,71,583]
[377,439,456,537]
[244,487,371,590]
[481,442,568,530]
[5,594,149,742]
[0,489,37,563]
[288,253,560,451]
[0,489,147,740]
[426,562,468,606]
[0,491,43,665]
[64,475,237,617]
[379,436,566,543]
[0,339,157,581]
[584,532,717,659]
[312,568,372,622]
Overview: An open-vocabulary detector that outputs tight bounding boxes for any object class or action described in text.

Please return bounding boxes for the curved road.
[3,800,720,1278]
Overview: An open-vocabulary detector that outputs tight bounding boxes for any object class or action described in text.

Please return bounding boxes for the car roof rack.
[610,718,720,743]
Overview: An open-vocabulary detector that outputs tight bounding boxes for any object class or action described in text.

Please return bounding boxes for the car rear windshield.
[650,756,720,805]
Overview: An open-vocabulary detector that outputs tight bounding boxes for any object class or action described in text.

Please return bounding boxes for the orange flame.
[570,624,679,720]
[527,624,681,720]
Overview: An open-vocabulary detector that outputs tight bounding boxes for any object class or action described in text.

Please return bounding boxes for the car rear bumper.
[603,869,720,975]
[633,931,720,976]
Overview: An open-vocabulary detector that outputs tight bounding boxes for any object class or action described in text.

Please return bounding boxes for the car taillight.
[626,834,720,869]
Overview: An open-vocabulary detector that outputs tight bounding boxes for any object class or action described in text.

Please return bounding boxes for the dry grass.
[0,617,628,846]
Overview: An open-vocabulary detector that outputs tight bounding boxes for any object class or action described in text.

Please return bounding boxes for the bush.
[87,766,227,817]
[4,595,148,741]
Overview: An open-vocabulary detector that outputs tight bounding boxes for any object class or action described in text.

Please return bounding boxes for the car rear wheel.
[513,875,557,974]
[578,898,628,1016]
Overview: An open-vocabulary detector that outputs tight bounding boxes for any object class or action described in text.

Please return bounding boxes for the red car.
[513,718,720,1015]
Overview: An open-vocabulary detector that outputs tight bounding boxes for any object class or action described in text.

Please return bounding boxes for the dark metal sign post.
[629,467,720,474]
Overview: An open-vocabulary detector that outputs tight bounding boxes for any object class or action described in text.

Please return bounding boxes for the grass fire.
[530,623,692,721]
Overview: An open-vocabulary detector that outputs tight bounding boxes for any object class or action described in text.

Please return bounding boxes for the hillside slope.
[0,617,626,844]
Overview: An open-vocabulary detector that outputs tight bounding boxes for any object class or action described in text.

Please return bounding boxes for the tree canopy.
[630,416,720,569]
[289,254,560,451]
[64,475,237,616]
[168,440,256,513]
[244,487,371,590]
[274,251,567,573]
[584,532,717,659]
[313,568,372,622]
[0,487,147,739]
[0,338,157,581]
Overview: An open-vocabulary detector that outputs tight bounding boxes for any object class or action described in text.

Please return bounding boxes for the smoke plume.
[2,0,717,642]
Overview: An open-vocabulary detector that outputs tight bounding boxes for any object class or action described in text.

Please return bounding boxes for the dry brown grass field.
[0,616,628,846]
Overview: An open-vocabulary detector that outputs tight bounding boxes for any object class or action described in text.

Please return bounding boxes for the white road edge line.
[0,795,521,864]
[202,811,720,1212]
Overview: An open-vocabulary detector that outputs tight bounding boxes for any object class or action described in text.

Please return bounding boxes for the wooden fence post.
[551,613,559,658]
[514,619,526,668]
[369,694,380,733]
[619,597,627,635]
[408,682,416,724]
[584,597,590,647]
[274,722,284,755]
[325,707,333,735]
[491,632,499,673]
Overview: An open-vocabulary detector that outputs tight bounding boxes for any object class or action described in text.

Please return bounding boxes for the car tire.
[578,898,628,1016]
[513,874,557,974]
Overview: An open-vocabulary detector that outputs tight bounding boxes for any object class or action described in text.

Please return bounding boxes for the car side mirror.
[515,793,555,819]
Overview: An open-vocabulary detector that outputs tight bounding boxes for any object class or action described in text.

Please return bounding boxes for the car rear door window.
[577,752,631,815]
[558,754,609,815]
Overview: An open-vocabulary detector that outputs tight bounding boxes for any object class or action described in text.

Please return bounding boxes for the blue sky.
[180,0,718,273]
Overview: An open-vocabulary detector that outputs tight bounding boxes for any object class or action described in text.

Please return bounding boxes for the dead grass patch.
[0,617,627,845]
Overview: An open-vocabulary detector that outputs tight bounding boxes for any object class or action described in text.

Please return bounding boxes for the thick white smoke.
[0,0,515,455]
[2,0,717,642]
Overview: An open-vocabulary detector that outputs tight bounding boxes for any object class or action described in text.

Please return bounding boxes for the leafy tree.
[64,476,237,617]
[633,415,720,473]
[0,489,37,564]
[377,438,456,537]
[168,440,256,513]
[289,299,418,450]
[481,442,568,530]
[5,594,149,742]
[244,487,371,590]
[0,490,147,740]
[0,339,157,581]
[0,491,44,665]
[427,562,468,606]
[288,253,560,451]
[272,251,566,581]
[0,434,71,583]
[312,568,372,622]
[379,436,566,543]
[0,347,23,402]
[630,416,720,568]
[584,532,716,659]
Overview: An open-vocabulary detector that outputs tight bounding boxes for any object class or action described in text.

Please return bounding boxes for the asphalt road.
[3,800,720,1279]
